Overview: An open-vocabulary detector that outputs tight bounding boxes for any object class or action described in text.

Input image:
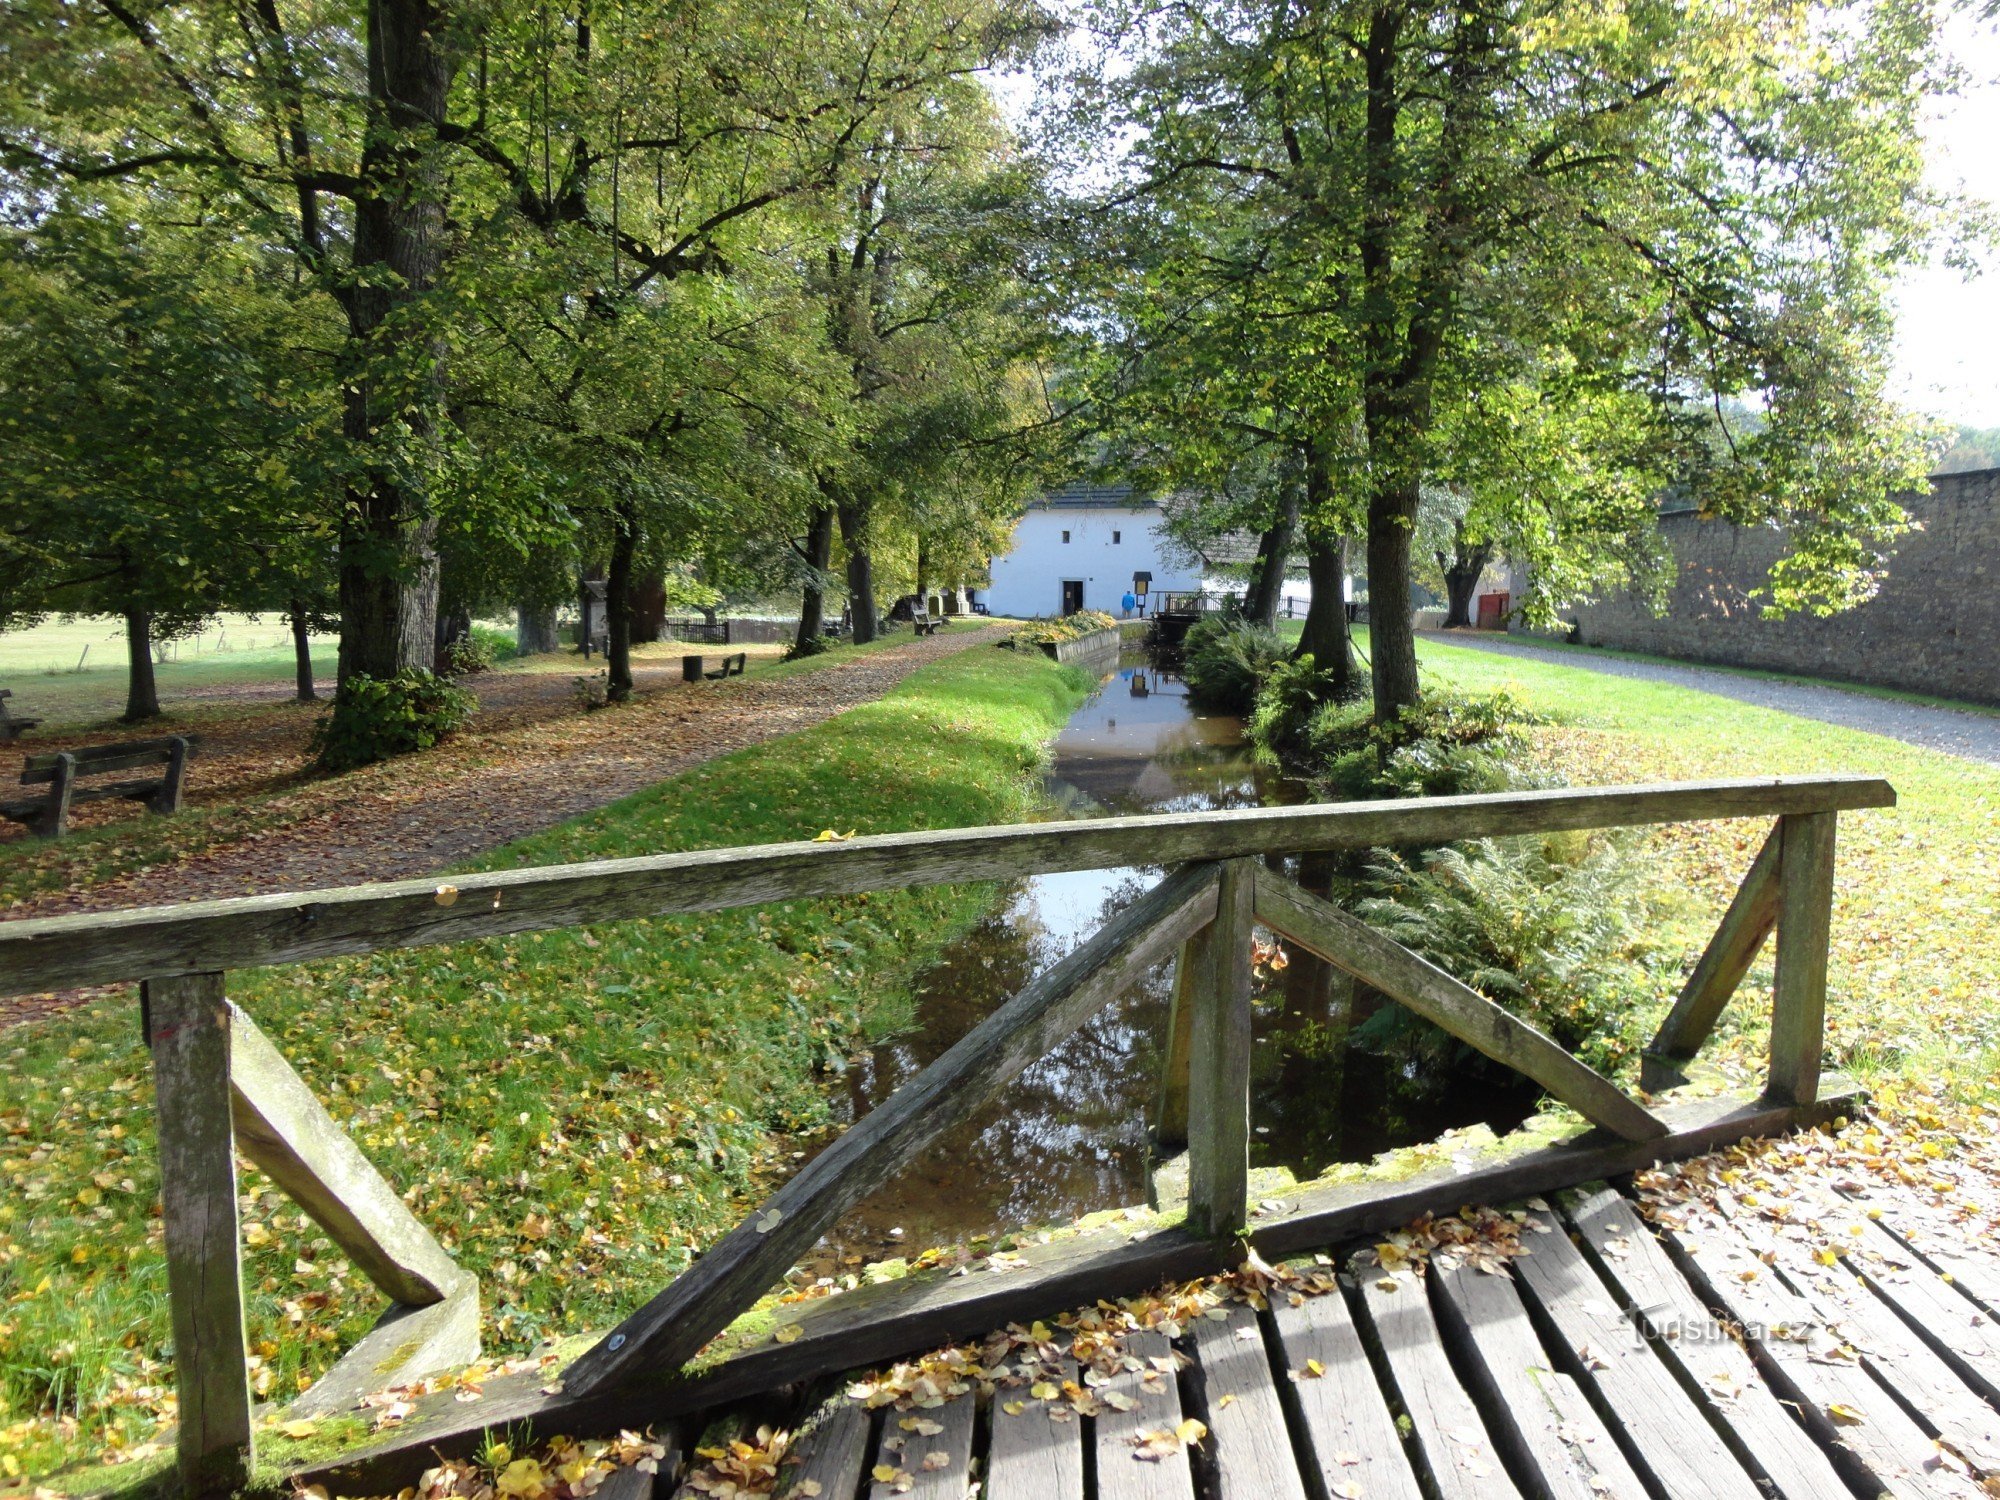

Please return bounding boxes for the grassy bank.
[1406,634,2000,1109]
[0,643,1089,1479]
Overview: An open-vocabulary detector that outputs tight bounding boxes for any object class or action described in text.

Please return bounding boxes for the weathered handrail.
[6,775,1896,1495]
[0,776,1892,996]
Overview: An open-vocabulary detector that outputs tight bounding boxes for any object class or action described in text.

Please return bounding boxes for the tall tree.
[0,211,329,719]
[1070,0,1954,725]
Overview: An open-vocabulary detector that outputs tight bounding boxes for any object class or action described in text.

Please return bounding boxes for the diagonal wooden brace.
[559,860,1223,1398]
[229,1005,468,1308]
[1251,869,1667,1143]
[1642,825,1781,1091]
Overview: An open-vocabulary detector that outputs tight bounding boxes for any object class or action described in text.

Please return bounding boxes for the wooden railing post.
[1767,811,1838,1106]
[145,971,253,1496]
[1186,858,1255,1240]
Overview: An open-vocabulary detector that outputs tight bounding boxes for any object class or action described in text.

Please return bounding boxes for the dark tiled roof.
[1033,482,1161,510]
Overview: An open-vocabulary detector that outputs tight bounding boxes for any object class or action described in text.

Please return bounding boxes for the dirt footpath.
[11,627,1011,918]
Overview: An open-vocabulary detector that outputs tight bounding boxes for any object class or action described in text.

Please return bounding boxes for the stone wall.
[1544,468,2000,706]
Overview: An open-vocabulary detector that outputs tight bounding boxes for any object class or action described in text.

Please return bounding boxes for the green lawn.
[0,616,340,729]
[1432,627,2000,720]
[1408,632,2000,1110]
[0,643,1087,1480]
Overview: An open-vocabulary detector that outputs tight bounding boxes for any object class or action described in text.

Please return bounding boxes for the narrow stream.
[807,652,1538,1270]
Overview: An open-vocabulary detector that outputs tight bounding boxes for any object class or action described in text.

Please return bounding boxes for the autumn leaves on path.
[25,629,1013,916]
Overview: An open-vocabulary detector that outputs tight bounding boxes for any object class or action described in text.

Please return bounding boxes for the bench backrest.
[22,737,193,786]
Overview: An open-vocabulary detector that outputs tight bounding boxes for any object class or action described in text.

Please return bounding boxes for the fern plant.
[1181,617,1286,713]
[1349,834,1678,1077]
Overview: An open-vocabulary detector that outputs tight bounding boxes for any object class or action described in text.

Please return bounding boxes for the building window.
[1061,530,1070,543]
[1112,530,1122,544]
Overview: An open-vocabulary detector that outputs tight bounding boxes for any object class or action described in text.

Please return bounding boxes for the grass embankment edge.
[0,641,1090,1483]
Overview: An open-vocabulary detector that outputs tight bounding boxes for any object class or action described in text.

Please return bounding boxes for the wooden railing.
[0,775,1893,1494]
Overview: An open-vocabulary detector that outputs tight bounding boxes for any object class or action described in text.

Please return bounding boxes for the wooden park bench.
[913,615,944,637]
[0,691,41,742]
[681,652,747,683]
[1,735,194,839]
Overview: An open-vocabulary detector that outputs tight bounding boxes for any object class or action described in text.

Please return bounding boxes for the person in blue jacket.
[1120,589,1138,618]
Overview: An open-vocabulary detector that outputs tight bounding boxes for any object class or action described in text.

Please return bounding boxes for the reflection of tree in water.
[824,869,1167,1259]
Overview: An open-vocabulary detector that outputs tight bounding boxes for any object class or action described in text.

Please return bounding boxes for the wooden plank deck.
[313,1150,2000,1500]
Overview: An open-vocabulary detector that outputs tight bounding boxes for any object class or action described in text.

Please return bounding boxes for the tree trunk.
[795,504,836,648]
[605,499,638,701]
[1291,444,1358,698]
[838,498,878,644]
[1244,477,1301,627]
[333,0,457,689]
[1366,481,1423,723]
[290,601,317,701]
[515,605,560,656]
[433,606,470,657]
[123,609,161,722]
[1437,526,1493,629]
[1295,535,1358,699]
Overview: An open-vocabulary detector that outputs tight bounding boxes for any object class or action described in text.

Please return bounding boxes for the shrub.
[1181,618,1286,714]
[1347,833,1680,1076]
[439,633,494,677]
[1255,680,1543,799]
[1247,652,1355,757]
[311,669,476,772]
[1010,610,1118,647]
[783,633,839,661]
[472,623,520,661]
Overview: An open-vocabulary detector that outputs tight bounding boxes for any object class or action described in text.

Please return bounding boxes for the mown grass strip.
[0,643,1089,1479]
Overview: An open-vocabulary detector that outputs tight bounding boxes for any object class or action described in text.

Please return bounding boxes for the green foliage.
[441,634,497,677]
[1180,617,1286,714]
[1935,427,2000,477]
[783,634,840,662]
[311,671,477,773]
[1349,835,1678,1077]
[1246,654,1360,767]
[1010,610,1118,646]
[0,647,1087,1477]
[1287,687,1542,800]
[1064,0,1959,721]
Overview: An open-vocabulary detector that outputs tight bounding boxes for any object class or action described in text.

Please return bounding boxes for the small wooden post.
[1186,858,1255,1240]
[152,736,192,815]
[35,752,75,839]
[1767,812,1838,1106]
[146,971,253,1495]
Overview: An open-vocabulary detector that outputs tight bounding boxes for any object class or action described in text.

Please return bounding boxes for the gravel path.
[15,626,1013,917]
[1425,632,2000,766]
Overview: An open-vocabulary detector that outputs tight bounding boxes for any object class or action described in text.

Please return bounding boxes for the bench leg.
[33,753,76,838]
[150,737,191,815]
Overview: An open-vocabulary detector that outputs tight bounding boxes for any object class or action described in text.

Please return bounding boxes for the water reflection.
[807,655,1536,1270]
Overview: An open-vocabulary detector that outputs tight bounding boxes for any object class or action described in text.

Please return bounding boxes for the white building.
[980,484,1205,618]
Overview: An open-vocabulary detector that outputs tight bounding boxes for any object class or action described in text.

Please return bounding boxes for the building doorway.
[1061,580,1084,615]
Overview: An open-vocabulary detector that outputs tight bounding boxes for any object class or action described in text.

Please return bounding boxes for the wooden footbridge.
[4,773,1947,1498]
